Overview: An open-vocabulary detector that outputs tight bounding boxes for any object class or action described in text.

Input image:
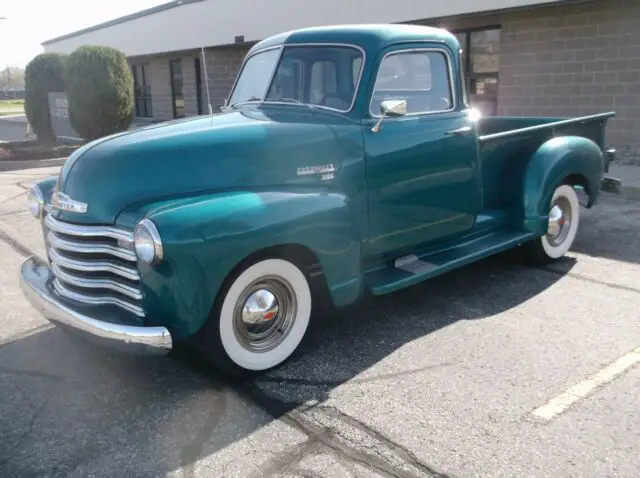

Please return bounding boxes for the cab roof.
[248,24,460,56]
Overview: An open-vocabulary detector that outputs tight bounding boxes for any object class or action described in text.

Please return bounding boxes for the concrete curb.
[0,158,66,173]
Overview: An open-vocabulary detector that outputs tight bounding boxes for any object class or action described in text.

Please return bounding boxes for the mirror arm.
[371,112,387,133]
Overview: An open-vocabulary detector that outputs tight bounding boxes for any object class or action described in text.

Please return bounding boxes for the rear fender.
[522,136,603,235]
[136,190,363,340]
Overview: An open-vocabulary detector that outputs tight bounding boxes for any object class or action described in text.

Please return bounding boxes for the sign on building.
[47,92,82,142]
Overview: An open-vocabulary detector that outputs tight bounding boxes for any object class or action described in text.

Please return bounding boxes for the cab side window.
[370,50,453,116]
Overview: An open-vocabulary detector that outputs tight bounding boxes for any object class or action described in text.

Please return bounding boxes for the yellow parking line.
[531,346,640,422]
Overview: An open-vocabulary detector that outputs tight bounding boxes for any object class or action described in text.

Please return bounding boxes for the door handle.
[446,126,473,136]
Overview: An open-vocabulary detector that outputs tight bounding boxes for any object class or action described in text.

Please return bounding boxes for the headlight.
[134,219,163,265]
[27,186,44,219]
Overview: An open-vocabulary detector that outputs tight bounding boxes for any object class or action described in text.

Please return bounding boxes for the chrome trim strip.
[458,48,470,109]
[228,42,367,114]
[48,248,140,282]
[369,47,457,119]
[19,256,169,355]
[52,279,145,318]
[478,111,617,142]
[51,262,143,301]
[48,231,137,262]
[45,214,134,243]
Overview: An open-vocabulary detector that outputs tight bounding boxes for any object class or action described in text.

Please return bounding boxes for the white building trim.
[43,0,565,57]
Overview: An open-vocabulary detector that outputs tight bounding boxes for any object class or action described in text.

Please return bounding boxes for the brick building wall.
[201,45,251,111]
[139,45,248,121]
[498,0,640,163]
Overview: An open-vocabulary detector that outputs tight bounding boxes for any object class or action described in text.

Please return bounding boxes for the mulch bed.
[0,140,82,162]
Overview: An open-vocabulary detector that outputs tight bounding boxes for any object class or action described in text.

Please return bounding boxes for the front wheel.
[199,258,312,376]
[520,184,581,264]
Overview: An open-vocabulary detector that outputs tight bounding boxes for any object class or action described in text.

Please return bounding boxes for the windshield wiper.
[275,98,315,110]
[229,96,263,109]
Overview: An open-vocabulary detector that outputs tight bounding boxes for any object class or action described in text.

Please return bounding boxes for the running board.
[366,230,536,295]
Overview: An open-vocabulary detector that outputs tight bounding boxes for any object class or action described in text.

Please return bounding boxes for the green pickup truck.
[21,24,618,375]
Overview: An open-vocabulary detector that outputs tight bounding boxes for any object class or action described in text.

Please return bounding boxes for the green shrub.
[65,45,134,140]
[24,53,68,143]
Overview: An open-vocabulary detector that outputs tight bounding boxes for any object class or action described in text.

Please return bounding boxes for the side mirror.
[372,99,407,133]
[381,99,407,116]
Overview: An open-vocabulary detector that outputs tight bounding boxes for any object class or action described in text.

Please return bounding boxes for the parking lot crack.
[256,362,457,388]
[240,381,451,478]
[0,381,60,468]
[315,406,450,478]
[0,365,66,381]
[1,189,28,204]
[0,324,55,348]
[0,222,37,258]
[252,439,323,477]
[179,389,230,478]
[539,265,640,294]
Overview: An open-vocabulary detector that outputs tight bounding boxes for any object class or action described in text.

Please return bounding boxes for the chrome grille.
[44,214,144,317]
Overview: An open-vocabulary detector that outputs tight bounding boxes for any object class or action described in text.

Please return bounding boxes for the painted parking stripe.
[531,346,640,422]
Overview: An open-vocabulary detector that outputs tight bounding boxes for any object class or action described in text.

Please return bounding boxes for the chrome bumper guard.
[600,148,622,195]
[20,256,172,355]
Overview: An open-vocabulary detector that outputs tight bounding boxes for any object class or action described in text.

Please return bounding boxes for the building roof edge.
[41,0,206,46]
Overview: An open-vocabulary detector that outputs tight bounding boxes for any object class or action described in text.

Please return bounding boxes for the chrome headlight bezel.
[27,185,45,219]
[134,219,163,265]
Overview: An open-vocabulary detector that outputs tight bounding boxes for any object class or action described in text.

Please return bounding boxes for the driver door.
[363,44,481,258]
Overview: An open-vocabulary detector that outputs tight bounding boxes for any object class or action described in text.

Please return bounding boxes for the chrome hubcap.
[233,276,297,353]
[546,197,572,246]
[241,289,280,325]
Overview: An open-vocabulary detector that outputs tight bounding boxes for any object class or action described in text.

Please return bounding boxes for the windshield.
[228,45,364,112]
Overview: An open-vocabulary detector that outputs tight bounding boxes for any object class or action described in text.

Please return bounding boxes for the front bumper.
[20,256,172,355]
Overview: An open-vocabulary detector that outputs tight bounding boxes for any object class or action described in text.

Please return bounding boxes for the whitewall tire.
[522,184,580,263]
[201,258,312,375]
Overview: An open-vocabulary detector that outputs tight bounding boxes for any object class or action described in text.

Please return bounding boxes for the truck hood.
[52,108,359,225]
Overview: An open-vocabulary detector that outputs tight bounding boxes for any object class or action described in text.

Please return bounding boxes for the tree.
[0,66,25,90]
[24,53,67,143]
[65,45,134,140]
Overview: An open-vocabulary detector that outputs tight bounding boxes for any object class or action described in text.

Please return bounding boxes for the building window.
[169,59,185,118]
[132,63,152,118]
[454,27,500,116]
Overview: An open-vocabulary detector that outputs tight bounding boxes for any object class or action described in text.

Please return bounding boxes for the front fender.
[34,176,59,203]
[522,136,603,235]
[135,190,363,340]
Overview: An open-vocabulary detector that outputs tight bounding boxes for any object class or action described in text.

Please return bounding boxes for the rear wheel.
[199,258,312,376]
[520,184,580,264]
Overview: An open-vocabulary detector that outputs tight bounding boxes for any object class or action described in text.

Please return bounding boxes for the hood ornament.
[51,191,88,214]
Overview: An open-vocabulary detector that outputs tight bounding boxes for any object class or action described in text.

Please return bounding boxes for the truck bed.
[475,112,616,212]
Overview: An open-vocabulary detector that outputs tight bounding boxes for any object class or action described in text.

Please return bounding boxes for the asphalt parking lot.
[1,166,639,477]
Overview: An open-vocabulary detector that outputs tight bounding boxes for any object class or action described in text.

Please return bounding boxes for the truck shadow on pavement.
[0,254,574,476]
[569,193,640,264]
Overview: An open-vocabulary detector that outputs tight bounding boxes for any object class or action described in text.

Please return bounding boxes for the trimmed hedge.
[24,53,68,143]
[66,45,134,140]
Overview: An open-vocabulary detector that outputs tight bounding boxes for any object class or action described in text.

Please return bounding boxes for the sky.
[0,0,168,67]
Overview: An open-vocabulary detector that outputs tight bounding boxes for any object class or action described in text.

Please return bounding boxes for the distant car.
[21,24,617,376]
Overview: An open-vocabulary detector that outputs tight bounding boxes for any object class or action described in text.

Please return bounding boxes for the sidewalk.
[608,163,640,200]
[0,113,27,123]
